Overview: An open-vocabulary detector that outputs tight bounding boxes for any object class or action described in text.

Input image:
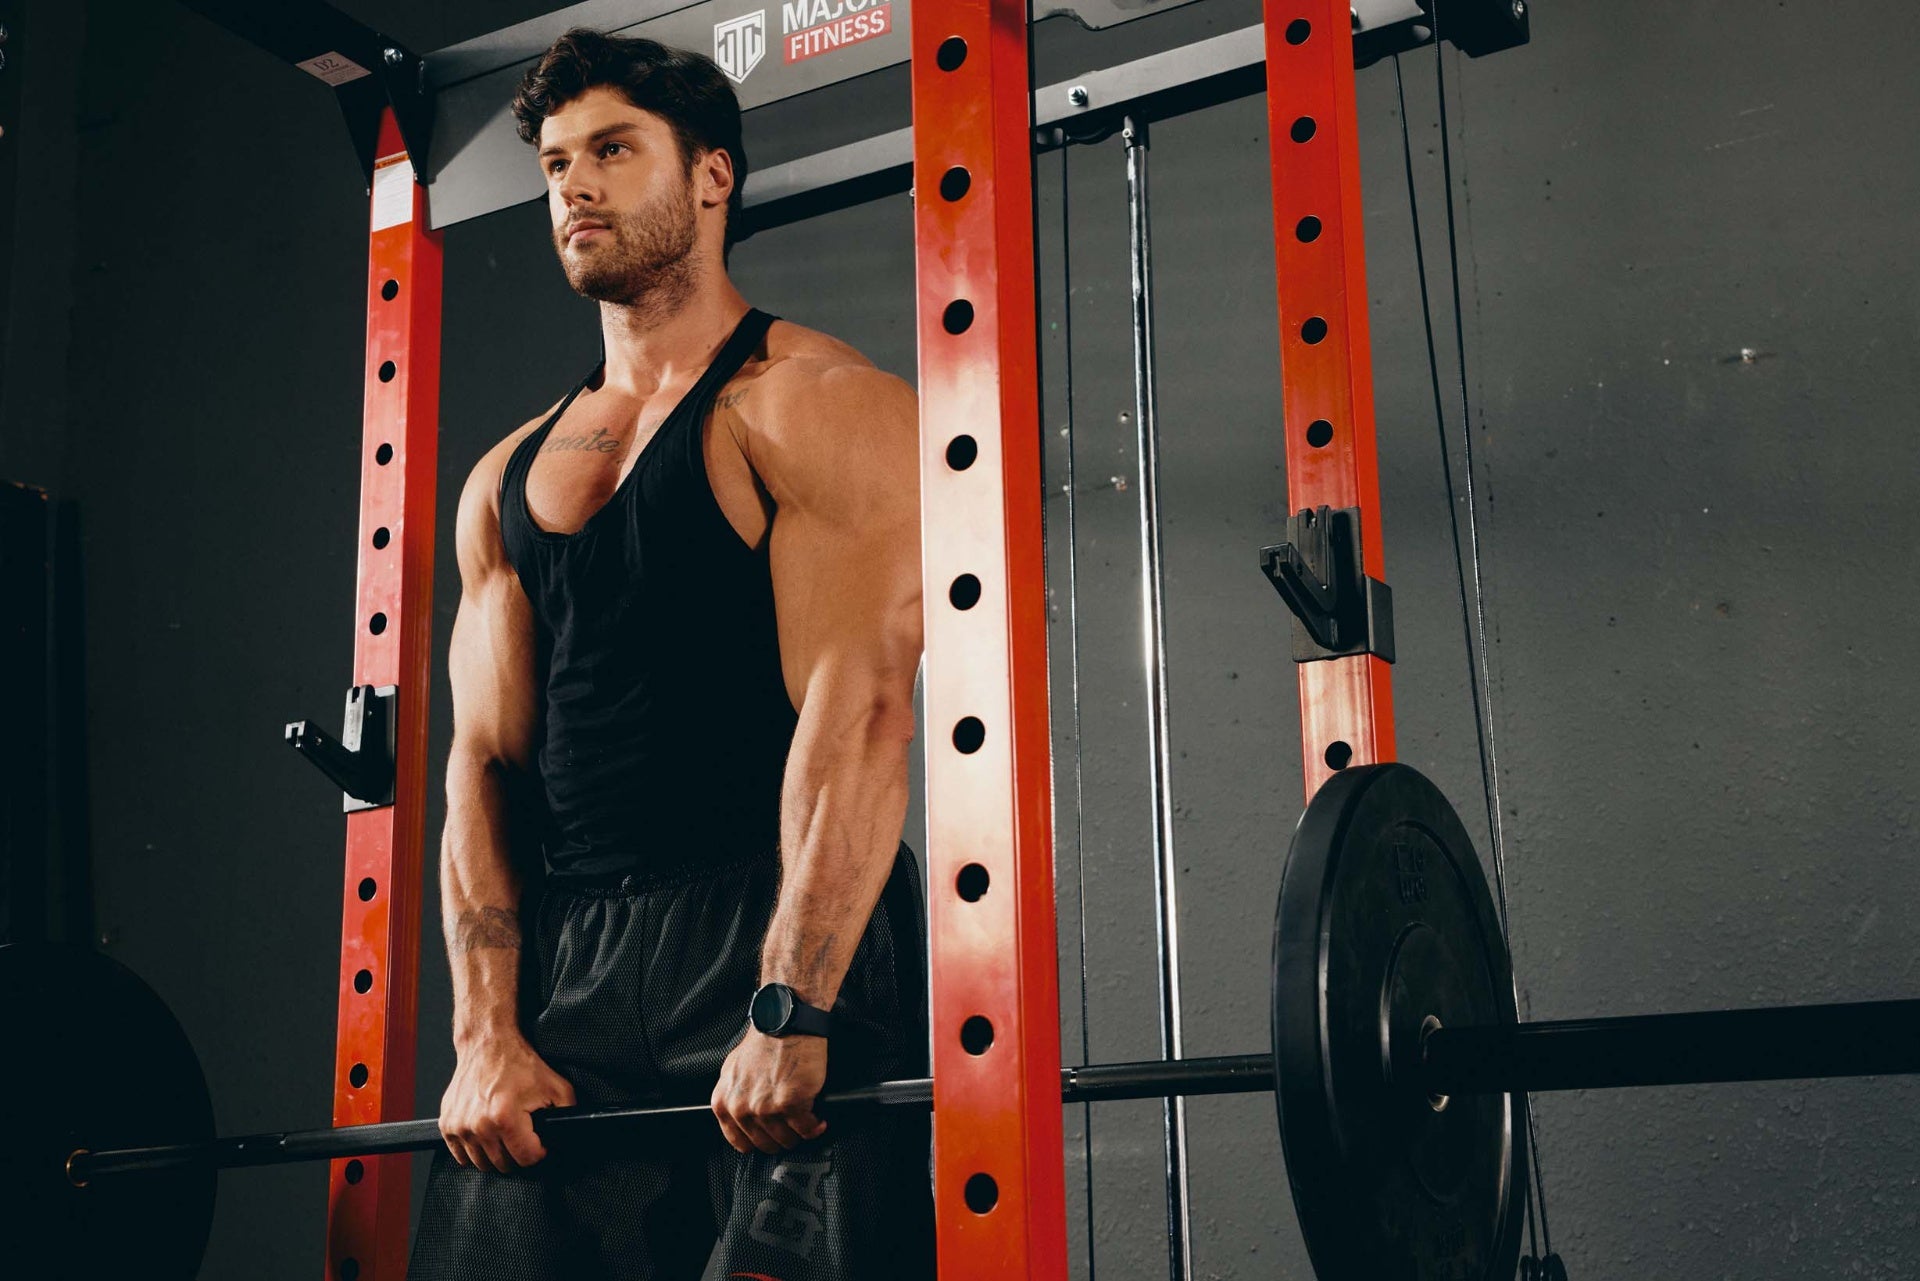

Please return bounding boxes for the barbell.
[6,761,1916,1279]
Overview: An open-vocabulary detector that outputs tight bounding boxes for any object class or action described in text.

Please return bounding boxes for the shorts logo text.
[747,1156,831,1259]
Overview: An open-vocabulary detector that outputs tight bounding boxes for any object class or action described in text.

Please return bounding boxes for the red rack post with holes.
[911,0,1071,1275]
[325,108,442,1281]
[1264,0,1399,796]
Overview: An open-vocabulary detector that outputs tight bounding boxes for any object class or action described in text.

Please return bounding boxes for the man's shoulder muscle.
[750,329,910,433]
[761,318,874,372]
[456,402,563,577]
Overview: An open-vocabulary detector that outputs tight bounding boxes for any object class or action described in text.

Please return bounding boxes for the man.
[407,28,933,1281]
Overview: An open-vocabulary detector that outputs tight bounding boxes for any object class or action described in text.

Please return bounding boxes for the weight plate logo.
[714,11,767,85]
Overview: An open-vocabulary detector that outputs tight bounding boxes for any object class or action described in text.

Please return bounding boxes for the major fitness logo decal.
[780,0,893,66]
[714,11,767,84]
[716,0,893,83]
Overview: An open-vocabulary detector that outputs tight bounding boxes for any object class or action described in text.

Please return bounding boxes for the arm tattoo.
[797,932,839,993]
[451,906,522,956]
[716,387,749,410]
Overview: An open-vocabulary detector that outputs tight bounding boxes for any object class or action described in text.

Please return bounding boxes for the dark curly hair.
[511,29,748,260]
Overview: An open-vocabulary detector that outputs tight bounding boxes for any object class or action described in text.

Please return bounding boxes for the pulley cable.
[1394,11,1559,1260]
[1057,130,1102,1281]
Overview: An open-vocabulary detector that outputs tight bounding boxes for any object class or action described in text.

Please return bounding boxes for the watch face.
[751,983,794,1034]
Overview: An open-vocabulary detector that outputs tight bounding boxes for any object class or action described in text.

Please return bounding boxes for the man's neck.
[596,276,752,399]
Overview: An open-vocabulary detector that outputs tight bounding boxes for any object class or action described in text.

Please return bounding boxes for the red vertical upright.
[911,0,1069,1275]
[1264,0,1398,796]
[325,109,442,1281]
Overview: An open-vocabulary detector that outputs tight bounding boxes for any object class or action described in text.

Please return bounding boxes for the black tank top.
[498,308,797,879]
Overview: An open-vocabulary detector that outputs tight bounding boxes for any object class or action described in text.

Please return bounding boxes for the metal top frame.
[179,0,1524,231]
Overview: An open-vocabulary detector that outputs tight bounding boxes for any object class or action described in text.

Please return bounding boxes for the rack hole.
[378,360,397,383]
[353,969,373,994]
[961,1016,994,1055]
[943,300,974,335]
[1302,317,1329,345]
[358,877,377,902]
[375,443,393,466]
[344,1159,364,1184]
[368,613,388,636]
[1291,116,1317,144]
[1324,740,1353,770]
[349,1063,369,1089]
[936,36,967,71]
[965,1173,999,1214]
[1285,18,1311,43]
[1296,215,1322,243]
[1306,420,1334,448]
[957,863,990,902]
[339,1261,359,1281]
[946,435,978,471]
[940,167,971,202]
[949,574,982,610]
[380,279,399,302]
[952,717,985,754]
[371,526,391,550]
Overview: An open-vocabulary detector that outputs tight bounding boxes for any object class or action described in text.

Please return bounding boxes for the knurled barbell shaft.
[70,998,1920,1184]
[66,1052,1276,1184]
[1421,998,1920,1096]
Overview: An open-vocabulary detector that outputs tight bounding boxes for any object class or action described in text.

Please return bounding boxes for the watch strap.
[783,996,833,1038]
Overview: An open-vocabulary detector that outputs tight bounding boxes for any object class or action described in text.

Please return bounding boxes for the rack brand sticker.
[780,0,893,65]
[703,0,907,108]
[297,51,372,87]
[372,157,415,232]
[714,11,767,84]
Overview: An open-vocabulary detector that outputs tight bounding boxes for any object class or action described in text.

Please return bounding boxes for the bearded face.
[552,159,700,305]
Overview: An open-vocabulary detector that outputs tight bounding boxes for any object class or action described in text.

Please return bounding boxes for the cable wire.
[1395,16,1556,1256]
[1057,130,1101,1281]
[1425,27,1556,1251]
[1395,41,1507,943]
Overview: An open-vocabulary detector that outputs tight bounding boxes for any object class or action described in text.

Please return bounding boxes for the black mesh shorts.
[409,845,934,1281]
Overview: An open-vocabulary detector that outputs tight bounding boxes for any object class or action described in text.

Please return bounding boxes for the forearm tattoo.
[450,906,522,956]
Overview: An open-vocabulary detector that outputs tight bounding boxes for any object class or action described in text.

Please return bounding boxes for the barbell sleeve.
[1421,998,1920,1096]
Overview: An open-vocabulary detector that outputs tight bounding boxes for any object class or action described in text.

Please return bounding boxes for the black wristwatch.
[749,982,833,1038]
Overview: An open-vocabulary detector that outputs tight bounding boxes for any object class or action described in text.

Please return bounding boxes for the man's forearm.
[442,750,529,1050]
[761,707,914,1008]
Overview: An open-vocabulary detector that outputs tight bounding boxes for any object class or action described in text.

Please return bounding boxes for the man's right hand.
[438,1036,578,1172]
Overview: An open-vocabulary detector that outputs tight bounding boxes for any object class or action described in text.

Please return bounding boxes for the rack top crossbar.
[179,0,1521,232]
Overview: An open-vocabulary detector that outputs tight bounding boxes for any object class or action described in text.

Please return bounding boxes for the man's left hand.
[711,1030,829,1154]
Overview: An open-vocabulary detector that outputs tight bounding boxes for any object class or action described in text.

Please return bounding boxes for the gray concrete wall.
[6,0,1915,1276]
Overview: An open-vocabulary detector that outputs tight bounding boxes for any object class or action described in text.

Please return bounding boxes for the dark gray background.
[3,0,1916,1277]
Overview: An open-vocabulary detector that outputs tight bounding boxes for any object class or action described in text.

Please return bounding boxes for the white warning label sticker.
[371,156,415,232]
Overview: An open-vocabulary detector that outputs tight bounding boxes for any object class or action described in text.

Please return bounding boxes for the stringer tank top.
[497,308,798,879]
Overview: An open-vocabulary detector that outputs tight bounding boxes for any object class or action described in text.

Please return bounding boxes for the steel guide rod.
[1120,112,1196,1281]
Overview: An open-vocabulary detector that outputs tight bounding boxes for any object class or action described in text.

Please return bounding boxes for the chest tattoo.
[542,425,623,454]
